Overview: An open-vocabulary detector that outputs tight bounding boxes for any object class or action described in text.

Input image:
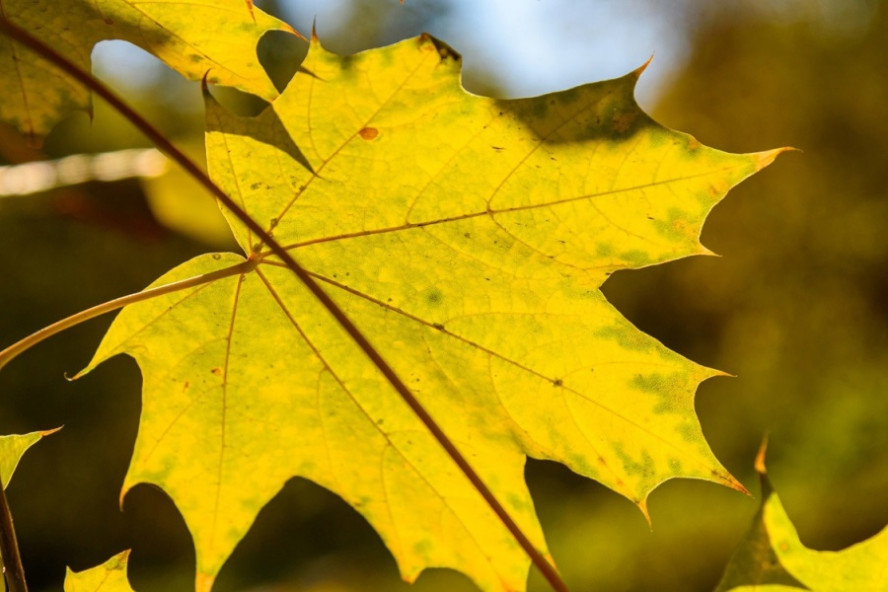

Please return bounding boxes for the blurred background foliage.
[0,0,886,590]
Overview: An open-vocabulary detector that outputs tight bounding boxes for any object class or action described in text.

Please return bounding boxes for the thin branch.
[0,260,255,373]
[0,17,569,592]
[0,481,26,592]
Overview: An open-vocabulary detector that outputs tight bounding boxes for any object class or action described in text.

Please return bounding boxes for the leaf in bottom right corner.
[715,468,887,591]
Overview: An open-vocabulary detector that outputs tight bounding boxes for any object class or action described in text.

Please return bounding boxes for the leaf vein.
[304,269,722,476]
[278,165,742,252]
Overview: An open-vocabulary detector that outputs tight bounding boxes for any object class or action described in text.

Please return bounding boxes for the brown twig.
[0,480,27,592]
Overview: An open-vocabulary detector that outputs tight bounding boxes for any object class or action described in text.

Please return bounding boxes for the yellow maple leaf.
[80,34,784,592]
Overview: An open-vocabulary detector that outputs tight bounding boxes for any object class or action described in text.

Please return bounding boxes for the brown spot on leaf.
[612,110,637,134]
[211,367,222,376]
[359,127,379,140]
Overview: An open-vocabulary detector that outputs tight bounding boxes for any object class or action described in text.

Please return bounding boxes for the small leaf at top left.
[0,0,298,143]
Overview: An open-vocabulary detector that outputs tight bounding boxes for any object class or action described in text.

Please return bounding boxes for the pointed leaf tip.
[754,146,797,171]
[711,368,737,379]
[637,498,653,529]
[201,72,222,106]
[727,474,751,496]
[632,54,655,79]
[755,435,770,475]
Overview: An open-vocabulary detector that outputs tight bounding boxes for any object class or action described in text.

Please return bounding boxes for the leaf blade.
[0,428,57,489]
[64,550,134,592]
[85,33,785,592]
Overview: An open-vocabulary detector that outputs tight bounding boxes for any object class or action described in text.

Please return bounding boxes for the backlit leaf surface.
[64,551,134,592]
[82,35,783,591]
[0,427,56,489]
[0,0,294,141]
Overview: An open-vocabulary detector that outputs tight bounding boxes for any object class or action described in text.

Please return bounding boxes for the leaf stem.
[0,260,254,373]
[0,480,27,592]
[0,17,570,591]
